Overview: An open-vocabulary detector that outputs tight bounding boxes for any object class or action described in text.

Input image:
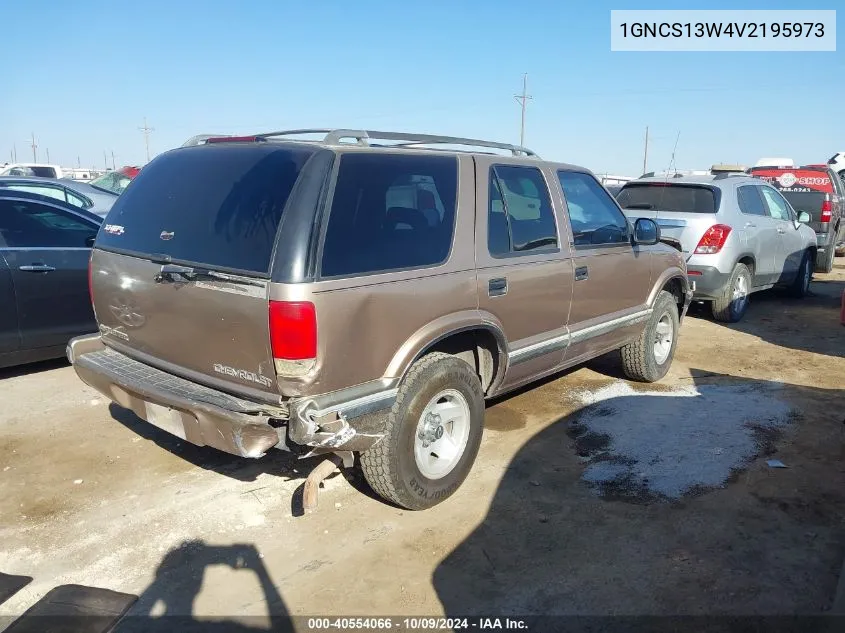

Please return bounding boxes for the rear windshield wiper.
[154,264,264,287]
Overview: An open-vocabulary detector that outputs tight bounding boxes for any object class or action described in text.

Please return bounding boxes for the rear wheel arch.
[736,255,755,278]
[390,320,508,396]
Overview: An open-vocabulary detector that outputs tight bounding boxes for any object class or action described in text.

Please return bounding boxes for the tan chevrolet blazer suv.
[68,129,692,510]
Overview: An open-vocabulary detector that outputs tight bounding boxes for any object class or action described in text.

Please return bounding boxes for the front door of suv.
[760,185,803,281]
[473,157,573,391]
[556,170,653,364]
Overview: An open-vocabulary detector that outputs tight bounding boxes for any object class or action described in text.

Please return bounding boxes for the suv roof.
[633,173,758,187]
[180,128,541,158]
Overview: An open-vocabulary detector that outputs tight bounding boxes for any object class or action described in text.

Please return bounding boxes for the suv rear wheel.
[711,263,751,323]
[620,290,679,383]
[360,352,484,510]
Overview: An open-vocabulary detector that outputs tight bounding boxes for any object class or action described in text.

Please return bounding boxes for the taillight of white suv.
[694,224,732,254]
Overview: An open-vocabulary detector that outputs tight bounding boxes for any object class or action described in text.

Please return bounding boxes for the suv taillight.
[694,224,732,254]
[269,301,316,376]
[821,199,833,223]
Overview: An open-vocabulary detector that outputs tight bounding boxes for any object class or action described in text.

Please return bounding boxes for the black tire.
[621,290,679,383]
[711,263,751,323]
[816,245,835,274]
[789,250,813,298]
[360,352,484,510]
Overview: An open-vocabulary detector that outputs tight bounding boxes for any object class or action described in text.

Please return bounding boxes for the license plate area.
[143,402,187,440]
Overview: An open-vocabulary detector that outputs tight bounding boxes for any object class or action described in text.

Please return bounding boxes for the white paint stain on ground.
[571,381,794,499]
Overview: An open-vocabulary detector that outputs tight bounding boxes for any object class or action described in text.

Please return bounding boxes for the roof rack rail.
[250,129,539,157]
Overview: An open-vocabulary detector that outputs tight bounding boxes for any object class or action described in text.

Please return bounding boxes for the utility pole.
[104,150,108,170]
[139,117,154,162]
[46,148,50,163]
[78,156,81,168]
[642,126,649,175]
[12,143,16,162]
[111,150,116,170]
[30,133,37,162]
[513,73,533,147]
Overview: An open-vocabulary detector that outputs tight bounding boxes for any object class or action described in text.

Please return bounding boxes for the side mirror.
[797,211,811,224]
[633,218,660,245]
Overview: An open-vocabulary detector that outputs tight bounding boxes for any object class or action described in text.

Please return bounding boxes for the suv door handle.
[744,222,757,228]
[19,264,56,273]
[575,266,589,281]
[777,226,786,234]
[488,277,507,297]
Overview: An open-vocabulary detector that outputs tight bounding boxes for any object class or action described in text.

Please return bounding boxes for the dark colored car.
[0,190,102,369]
[749,165,845,272]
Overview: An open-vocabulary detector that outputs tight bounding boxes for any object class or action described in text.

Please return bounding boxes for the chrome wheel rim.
[414,389,471,480]
[653,313,674,365]
[731,274,748,316]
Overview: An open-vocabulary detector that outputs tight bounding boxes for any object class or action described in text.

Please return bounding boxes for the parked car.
[67,128,692,510]
[0,190,102,369]
[617,167,818,323]
[0,163,66,179]
[748,164,845,270]
[0,176,118,217]
[605,183,624,197]
[828,152,845,178]
[88,166,141,197]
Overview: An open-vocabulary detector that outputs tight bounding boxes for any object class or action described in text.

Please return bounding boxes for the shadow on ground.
[108,403,366,515]
[114,540,292,632]
[686,278,845,358]
[0,357,68,380]
[433,370,845,616]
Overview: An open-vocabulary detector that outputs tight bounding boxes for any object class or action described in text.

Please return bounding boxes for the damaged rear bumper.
[67,334,392,459]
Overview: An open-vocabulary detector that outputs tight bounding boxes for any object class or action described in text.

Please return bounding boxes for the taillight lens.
[694,224,732,254]
[821,200,833,222]
[269,301,316,361]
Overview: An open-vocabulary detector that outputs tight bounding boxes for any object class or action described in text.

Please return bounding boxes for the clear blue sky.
[2,0,843,176]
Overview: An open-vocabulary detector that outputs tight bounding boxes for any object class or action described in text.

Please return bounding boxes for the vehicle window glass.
[90,171,132,195]
[65,190,90,208]
[7,184,65,202]
[97,145,315,275]
[487,165,558,256]
[617,184,717,214]
[558,171,629,246]
[30,167,57,178]
[0,200,96,248]
[8,167,35,177]
[760,187,791,221]
[321,153,457,277]
[736,185,767,216]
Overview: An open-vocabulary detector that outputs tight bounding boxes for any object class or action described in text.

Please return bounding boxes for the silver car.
[617,171,818,322]
[0,176,118,217]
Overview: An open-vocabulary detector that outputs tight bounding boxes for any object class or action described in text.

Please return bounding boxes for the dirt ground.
[1,261,844,628]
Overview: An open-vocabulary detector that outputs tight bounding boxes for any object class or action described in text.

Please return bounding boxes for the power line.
[139,117,155,162]
[513,73,533,148]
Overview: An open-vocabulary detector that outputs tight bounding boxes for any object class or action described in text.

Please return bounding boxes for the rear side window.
[617,184,717,214]
[558,171,629,247]
[321,153,457,277]
[96,145,315,275]
[488,165,558,256]
[0,200,97,248]
[736,185,767,216]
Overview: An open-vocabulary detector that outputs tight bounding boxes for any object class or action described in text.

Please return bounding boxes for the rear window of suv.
[616,183,718,214]
[320,152,457,278]
[95,144,316,275]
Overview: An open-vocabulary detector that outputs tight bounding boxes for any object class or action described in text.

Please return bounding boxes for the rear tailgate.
[750,168,833,233]
[616,183,720,258]
[90,142,316,400]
